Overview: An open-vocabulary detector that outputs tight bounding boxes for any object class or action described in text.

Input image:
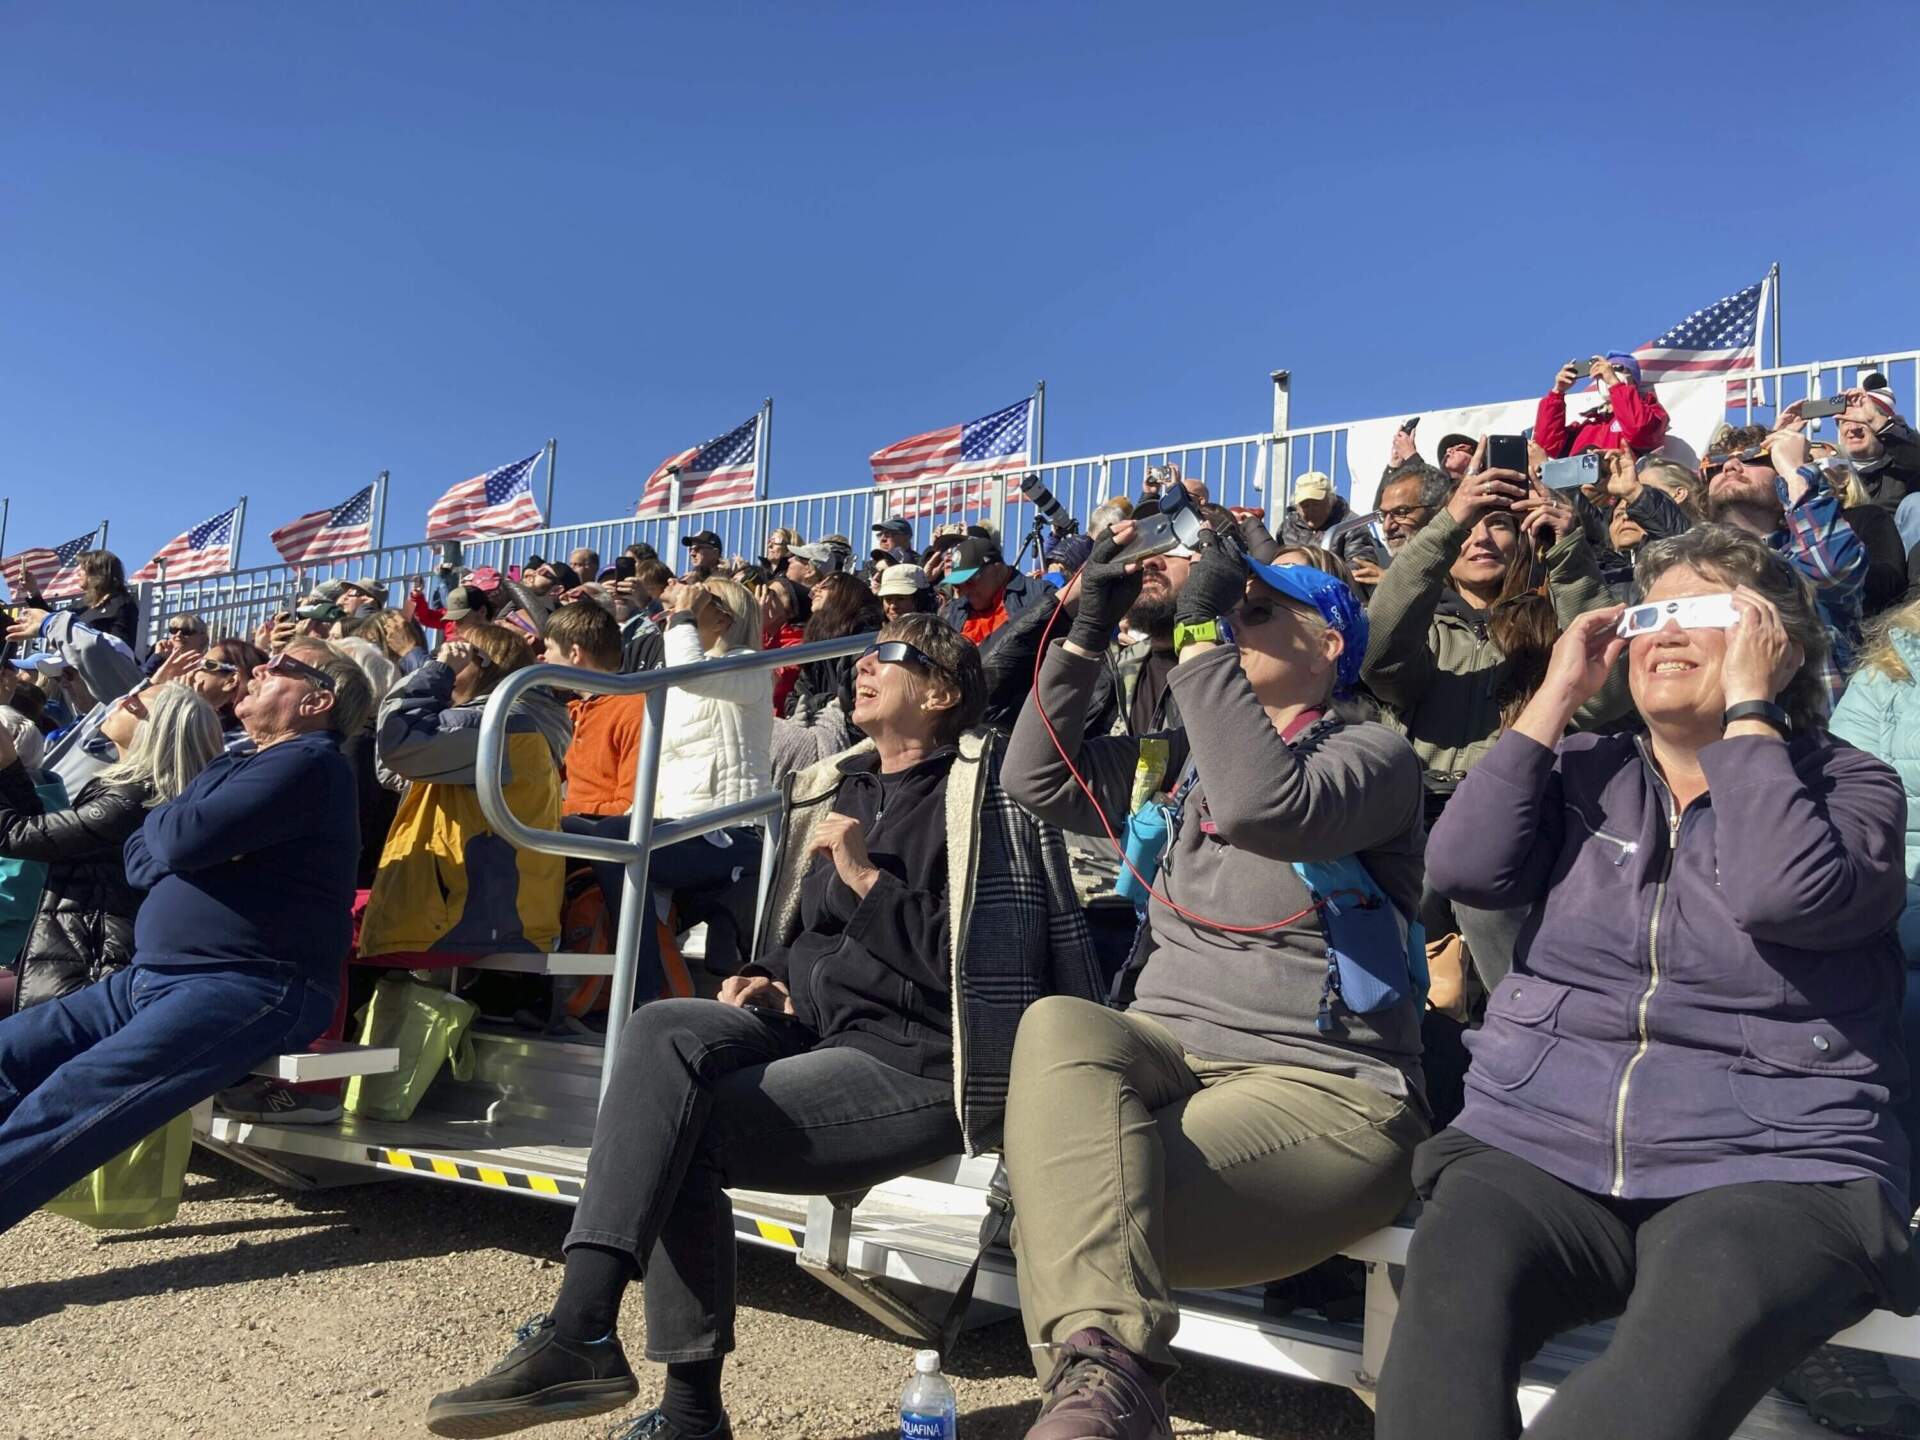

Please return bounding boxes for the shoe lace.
[606,1411,670,1439]
[511,1313,553,1346]
[1042,1348,1135,1409]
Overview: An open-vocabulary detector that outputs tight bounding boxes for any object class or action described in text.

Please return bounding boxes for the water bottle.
[900,1349,957,1440]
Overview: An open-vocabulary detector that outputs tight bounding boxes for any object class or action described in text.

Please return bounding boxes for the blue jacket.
[124,731,358,991]
[1430,728,1910,1210]
[1831,630,1920,967]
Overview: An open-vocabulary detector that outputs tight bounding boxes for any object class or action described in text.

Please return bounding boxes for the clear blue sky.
[5,1,1916,571]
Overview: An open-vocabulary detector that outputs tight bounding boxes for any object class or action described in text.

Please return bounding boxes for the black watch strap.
[1723,699,1791,737]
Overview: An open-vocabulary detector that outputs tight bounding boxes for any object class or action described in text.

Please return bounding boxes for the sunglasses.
[861,640,936,670]
[197,657,239,676]
[1702,446,1772,480]
[1616,593,1741,638]
[167,624,201,637]
[263,652,336,691]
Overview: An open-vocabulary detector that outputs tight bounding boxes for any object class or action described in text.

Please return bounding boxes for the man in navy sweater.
[0,649,372,1234]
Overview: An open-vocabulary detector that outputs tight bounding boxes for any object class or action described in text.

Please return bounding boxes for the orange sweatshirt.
[564,692,651,817]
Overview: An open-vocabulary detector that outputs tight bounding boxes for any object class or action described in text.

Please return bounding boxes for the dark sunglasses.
[263,652,336,691]
[167,623,201,636]
[861,640,936,670]
[197,657,239,676]
[1703,446,1772,479]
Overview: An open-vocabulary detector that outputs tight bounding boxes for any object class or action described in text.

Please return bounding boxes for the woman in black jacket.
[0,681,222,1013]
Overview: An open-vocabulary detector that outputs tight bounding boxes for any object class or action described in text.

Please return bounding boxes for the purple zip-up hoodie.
[1430,727,1911,1209]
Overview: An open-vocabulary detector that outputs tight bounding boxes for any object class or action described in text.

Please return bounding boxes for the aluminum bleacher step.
[458,952,615,975]
[250,1039,399,1082]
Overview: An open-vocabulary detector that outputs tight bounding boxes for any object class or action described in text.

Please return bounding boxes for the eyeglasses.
[167,623,201,637]
[197,657,239,676]
[861,639,936,670]
[1379,504,1433,524]
[263,652,336,691]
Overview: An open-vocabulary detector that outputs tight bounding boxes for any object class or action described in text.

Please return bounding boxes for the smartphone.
[615,555,637,581]
[1540,452,1602,490]
[1800,395,1851,420]
[1485,435,1529,475]
[1398,416,1420,435]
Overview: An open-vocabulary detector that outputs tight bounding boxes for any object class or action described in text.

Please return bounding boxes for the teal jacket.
[1830,629,1920,966]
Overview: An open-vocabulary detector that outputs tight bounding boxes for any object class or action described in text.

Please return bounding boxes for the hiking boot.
[214,1078,344,1126]
[1026,1328,1171,1440]
[426,1313,639,1438]
[605,1410,734,1439]
[1778,1345,1920,1438]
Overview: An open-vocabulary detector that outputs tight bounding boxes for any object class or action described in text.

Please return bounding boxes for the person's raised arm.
[1534,361,1581,459]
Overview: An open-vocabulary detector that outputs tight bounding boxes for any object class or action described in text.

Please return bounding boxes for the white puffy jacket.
[655,618,774,819]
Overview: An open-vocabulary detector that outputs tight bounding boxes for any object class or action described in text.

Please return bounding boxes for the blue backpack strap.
[1291,855,1426,1027]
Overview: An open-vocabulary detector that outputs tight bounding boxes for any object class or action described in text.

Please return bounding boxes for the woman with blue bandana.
[996,519,1429,1440]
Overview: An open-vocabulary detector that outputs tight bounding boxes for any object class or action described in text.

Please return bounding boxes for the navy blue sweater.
[124,731,358,990]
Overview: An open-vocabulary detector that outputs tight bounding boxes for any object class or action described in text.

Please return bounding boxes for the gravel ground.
[0,1154,1375,1440]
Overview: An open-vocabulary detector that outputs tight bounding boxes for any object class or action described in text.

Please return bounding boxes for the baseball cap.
[1242,558,1369,692]
[1293,471,1333,502]
[791,542,848,574]
[442,585,486,622]
[341,576,390,605]
[873,517,912,538]
[681,530,723,551]
[941,536,1003,587]
[463,565,503,593]
[876,564,930,597]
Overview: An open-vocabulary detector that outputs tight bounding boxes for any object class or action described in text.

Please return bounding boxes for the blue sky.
[5,1,1916,571]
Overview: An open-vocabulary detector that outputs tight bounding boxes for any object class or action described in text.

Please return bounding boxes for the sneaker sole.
[425,1377,641,1438]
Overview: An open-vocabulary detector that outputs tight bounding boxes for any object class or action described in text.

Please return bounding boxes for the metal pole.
[230,496,248,572]
[754,397,773,564]
[542,438,557,524]
[1769,263,1782,369]
[372,471,389,552]
[666,470,684,564]
[602,688,669,1101]
[0,498,8,566]
[1270,370,1292,510]
[98,518,110,553]
[1032,380,1046,464]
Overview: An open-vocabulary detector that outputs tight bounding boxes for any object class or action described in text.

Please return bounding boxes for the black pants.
[1376,1129,1905,1440]
[565,998,962,1361]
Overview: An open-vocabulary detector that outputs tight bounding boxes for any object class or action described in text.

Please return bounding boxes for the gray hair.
[1379,460,1454,513]
[327,636,400,703]
[1634,525,1830,735]
[1087,498,1132,540]
[98,684,223,804]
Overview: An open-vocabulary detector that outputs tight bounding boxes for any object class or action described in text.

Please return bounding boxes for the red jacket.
[1534,382,1669,458]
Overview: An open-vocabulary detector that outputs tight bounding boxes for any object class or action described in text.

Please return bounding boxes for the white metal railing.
[472,634,875,1098]
[143,349,1920,647]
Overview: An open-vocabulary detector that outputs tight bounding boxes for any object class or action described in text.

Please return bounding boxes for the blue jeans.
[0,961,336,1234]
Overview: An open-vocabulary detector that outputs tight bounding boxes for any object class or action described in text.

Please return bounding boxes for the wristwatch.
[1723,699,1790,738]
[1172,617,1233,655]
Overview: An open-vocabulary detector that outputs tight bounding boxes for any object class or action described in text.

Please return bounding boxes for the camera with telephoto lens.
[1017,472,1079,536]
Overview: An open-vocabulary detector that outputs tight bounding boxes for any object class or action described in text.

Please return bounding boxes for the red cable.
[1027,594,1327,936]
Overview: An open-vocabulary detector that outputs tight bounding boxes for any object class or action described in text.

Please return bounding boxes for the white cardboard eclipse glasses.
[1617,593,1741,639]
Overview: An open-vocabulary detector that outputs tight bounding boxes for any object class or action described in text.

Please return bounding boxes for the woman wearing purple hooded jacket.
[1375,525,1918,1440]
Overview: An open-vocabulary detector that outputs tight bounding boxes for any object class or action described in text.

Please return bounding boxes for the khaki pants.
[1003,996,1427,1373]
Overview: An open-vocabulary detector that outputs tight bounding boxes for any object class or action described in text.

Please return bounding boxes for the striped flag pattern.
[1,528,100,601]
[133,506,240,582]
[270,483,376,564]
[636,413,760,516]
[870,397,1033,493]
[425,452,544,541]
[1629,275,1770,408]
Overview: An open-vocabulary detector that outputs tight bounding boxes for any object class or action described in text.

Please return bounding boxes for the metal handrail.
[474,632,878,1095]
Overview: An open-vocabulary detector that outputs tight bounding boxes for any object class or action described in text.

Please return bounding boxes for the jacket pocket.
[1466,973,1571,1091]
[1727,1012,1885,1135]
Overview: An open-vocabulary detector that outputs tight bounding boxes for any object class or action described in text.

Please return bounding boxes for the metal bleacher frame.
[188,351,1920,1433]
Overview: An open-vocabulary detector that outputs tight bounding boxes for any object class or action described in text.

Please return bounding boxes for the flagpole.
[542,438,558,525]
[231,496,248,573]
[0,499,9,562]
[372,470,389,553]
[98,518,109,553]
[754,397,773,563]
[1032,380,1046,464]
[1769,262,1782,369]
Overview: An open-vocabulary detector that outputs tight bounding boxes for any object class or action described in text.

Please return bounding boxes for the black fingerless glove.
[1173,531,1250,626]
[1066,535,1145,652]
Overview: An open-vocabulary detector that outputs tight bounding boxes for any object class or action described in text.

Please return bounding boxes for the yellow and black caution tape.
[363,1146,582,1199]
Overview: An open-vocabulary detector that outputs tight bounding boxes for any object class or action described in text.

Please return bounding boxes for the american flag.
[636,413,760,516]
[133,505,240,582]
[1630,274,1771,406]
[425,451,545,541]
[1,528,100,601]
[871,397,1033,502]
[270,483,376,564]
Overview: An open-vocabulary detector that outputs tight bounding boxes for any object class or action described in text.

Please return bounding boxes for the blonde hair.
[97,684,223,804]
[698,575,762,654]
[1855,595,1920,684]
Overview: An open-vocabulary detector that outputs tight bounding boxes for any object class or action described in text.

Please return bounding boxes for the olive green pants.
[1003,996,1426,1374]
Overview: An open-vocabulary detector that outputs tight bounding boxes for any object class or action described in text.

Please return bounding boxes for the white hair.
[327,636,401,701]
[97,684,223,804]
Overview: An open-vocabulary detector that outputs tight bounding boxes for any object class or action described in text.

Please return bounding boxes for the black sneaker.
[426,1314,639,1438]
[1778,1345,1920,1438]
[605,1410,734,1439]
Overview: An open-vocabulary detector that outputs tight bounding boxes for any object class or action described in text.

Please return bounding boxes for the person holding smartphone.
[1536,352,1671,459]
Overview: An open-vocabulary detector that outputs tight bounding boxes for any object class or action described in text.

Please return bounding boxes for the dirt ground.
[0,1155,1374,1440]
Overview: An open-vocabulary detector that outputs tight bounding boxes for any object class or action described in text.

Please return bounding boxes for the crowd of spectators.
[7,366,1920,1440]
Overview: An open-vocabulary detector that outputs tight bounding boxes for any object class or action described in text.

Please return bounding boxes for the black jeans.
[565,998,962,1361]
[1376,1129,1907,1440]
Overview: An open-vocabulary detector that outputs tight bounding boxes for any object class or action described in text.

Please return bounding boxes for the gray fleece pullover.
[1005,640,1427,1101]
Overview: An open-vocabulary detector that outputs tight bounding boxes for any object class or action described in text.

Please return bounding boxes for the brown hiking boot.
[1025,1328,1172,1440]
